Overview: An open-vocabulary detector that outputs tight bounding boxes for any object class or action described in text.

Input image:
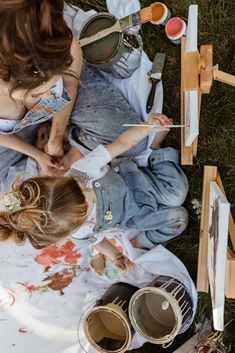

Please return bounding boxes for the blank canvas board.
[208,181,230,331]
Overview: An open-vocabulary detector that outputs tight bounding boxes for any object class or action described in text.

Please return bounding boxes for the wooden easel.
[197,166,235,299]
[181,41,235,165]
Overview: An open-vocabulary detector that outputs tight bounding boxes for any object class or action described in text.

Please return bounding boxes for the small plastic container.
[150,2,171,26]
[165,17,187,44]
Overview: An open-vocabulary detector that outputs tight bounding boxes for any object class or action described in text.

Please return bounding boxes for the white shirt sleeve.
[70,145,112,179]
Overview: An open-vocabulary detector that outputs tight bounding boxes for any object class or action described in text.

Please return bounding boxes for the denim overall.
[0,64,147,191]
[0,86,71,186]
[69,147,189,249]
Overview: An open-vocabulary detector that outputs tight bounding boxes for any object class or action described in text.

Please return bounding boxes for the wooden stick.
[122,124,185,128]
[213,66,235,87]
[79,22,121,47]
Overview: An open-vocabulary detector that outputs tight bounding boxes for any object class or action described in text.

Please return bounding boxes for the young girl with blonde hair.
[0,113,188,273]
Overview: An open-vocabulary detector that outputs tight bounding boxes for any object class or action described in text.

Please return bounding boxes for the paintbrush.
[146,53,166,113]
[79,3,157,47]
[123,124,185,128]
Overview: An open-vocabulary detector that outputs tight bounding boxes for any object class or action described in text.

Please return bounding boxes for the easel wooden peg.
[199,45,235,93]
[213,64,235,87]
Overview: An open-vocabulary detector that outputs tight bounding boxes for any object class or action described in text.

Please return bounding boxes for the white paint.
[184,5,199,146]
[184,90,199,146]
[208,181,230,331]
[186,5,198,53]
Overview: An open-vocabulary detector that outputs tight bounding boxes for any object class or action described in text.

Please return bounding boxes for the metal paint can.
[128,276,193,347]
[165,17,187,44]
[150,2,171,26]
[79,13,142,78]
[83,282,138,353]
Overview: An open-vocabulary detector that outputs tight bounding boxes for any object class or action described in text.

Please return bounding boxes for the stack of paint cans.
[82,276,194,352]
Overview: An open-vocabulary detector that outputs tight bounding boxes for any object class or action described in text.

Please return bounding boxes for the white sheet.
[0,3,191,353]
[0,229,197,353]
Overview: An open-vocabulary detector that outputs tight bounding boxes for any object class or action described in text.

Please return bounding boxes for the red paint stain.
[18,327,27,334]
[35,240,81,266]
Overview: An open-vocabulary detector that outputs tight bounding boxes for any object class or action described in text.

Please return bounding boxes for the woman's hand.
[35,150,65,176]
[147,113,172,128]
[44,138,64,159]
[113,253,135,275]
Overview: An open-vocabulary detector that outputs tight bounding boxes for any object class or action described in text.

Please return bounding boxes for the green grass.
[72,0,235,351]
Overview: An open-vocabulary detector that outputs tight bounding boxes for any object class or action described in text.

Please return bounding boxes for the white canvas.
[184,5,199,146]
[208,181,230,331]
[184,90,199,146]
[186,5,198,53]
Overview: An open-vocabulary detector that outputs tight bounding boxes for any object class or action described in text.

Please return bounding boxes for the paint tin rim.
[83,304,132,353]
[165,17,187,40]
[150,3,170,25]
[128,287,183,344]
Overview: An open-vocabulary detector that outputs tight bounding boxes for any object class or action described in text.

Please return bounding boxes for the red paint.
[17,282,37,297]
[165,17,184,36]
[35,240,81,266]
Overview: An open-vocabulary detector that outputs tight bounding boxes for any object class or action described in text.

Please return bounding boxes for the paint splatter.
[35,240,81,266]
[43,268,77,294]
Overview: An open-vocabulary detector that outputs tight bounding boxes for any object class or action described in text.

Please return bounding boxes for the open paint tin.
[83,282,138,353]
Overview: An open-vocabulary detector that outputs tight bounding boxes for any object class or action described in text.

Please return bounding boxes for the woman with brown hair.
[0,0,83,177]
[0,0,147,189]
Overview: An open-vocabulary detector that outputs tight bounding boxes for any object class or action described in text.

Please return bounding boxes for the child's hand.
[113,253,135,275]
[147,113,172,128]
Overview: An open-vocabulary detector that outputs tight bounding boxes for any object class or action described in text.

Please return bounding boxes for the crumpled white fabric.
[0,229,197,353]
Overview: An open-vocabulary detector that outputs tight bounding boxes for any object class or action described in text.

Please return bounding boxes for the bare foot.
[130,237,147,249]
[62,146,84,169]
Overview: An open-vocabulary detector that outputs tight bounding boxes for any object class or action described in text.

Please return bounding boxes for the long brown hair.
[0,0,74,92]
[0,177,88,249]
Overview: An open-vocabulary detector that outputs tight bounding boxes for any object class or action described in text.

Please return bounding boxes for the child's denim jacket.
[69,148,187,233]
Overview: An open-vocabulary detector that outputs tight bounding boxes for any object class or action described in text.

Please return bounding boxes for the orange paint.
[151,3,165,22]
[140,2,166,23]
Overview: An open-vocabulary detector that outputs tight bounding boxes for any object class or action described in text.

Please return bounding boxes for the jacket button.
[94,181,100,188]
[114,166,119,172]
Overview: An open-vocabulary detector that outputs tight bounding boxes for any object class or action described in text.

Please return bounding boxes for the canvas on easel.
[181,6,235,165]
[197,166,235,330]
[207,182,230,331]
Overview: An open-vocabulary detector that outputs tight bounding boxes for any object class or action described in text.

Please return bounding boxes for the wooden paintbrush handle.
[79,22,121,47]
